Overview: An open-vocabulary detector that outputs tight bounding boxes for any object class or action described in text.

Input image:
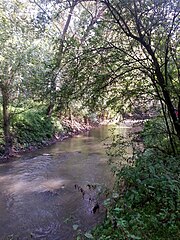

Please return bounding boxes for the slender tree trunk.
[1,85,12,156]
[47,0,78,116]
[138,38,180,139]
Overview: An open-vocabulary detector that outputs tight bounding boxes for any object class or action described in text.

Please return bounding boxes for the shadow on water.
[0,125,128,240]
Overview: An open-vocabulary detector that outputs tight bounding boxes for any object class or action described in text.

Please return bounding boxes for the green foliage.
[142,118,180,155]
[93,119,180,239]
[12,109,54,146]
[142,118,172,153]
[94,154,180,239]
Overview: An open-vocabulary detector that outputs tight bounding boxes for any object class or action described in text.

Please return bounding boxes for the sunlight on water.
[11,179,65,194]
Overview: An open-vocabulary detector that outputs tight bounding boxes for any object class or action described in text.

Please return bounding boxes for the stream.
[0,125,128,240]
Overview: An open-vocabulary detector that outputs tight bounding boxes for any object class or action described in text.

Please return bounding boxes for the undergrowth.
[92,118,180,240]
[12,109,55,147]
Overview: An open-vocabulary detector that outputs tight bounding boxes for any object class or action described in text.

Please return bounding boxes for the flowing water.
[0,125,128,240]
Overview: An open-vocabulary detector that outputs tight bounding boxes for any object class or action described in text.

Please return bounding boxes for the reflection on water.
[0,125,128,240]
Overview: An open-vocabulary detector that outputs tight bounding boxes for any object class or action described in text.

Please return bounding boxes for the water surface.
[0,126,123,240]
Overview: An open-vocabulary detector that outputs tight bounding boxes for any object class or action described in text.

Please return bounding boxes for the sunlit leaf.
[84,232,94,239]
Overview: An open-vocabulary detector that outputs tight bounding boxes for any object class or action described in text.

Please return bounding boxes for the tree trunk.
[46,1,78,116]
[1,85,12,156]
[139,38,180,139]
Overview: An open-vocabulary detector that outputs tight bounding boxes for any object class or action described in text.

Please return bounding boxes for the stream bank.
[0,118,99,161]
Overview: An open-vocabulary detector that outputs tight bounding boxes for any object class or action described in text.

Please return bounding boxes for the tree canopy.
[0,0,179,154]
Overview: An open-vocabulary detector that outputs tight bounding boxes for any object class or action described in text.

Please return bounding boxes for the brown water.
[0,125,126,240]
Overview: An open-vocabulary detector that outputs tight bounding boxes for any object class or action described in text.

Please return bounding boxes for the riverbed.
[0,125,128,240]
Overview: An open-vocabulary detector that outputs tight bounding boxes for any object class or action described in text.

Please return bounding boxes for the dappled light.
[0,175,66,195]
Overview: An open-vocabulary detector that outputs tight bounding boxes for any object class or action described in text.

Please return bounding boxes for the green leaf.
[128,234,141,239]
[114,207,123,213]
[117,219,127,228]
[84,232,94,239]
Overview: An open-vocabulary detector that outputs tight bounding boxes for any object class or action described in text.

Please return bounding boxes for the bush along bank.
[0,109,97,158]
[92,118,180,240]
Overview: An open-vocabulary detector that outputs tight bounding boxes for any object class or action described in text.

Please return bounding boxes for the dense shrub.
[93,119,180,240]
[12,109,55,146]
